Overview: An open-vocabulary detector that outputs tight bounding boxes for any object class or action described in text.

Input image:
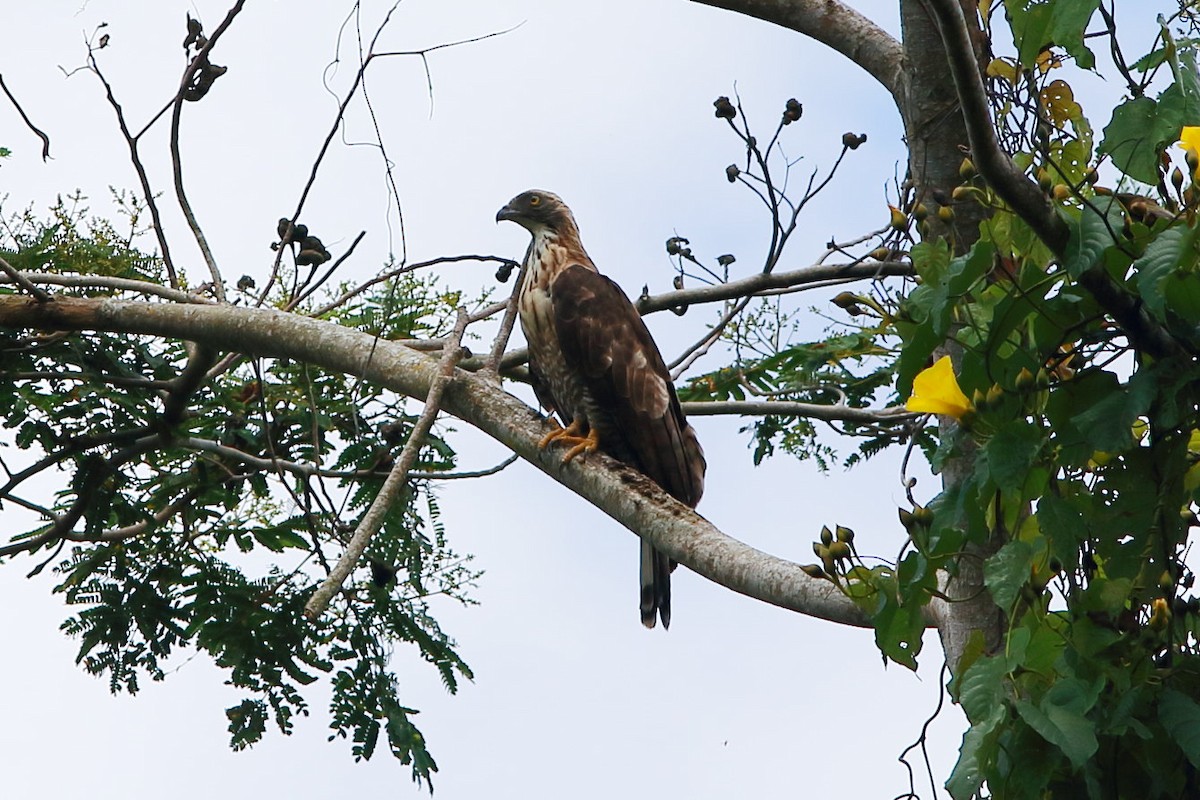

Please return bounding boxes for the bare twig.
[304,308,470,620]
[286,230,367,311]
[0,271,211,303]
[637,260,909,314]
[0,256,51,301]
[168,1,248,302]
[182,436,518,481]
[0,74,51,160]
[0,370,172,390]
[681,400,916,424]
[88,56,181,288]
[310,254,516,317]
[414,453,519,480]
[483,261,527,376]
[668,295,753,375]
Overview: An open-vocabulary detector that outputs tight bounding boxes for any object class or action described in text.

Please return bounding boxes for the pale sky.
[0,1,976,797]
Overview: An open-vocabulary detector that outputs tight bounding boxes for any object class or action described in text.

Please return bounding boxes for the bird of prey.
[496,189,705,628]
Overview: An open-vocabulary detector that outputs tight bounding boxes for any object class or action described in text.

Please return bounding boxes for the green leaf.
[1160,688,1200,769]
[1069,368,1156,454]
[1003,0,1099,69]
[947,705,1005,800]
[985,540,1035,611]
[872,598,925,670]
[1157,50,1200,132]
[1100,52,1200,183]
[1098,96,1172,184]
[958,654,1010,721]
[1015,679,1100,767]
[897,242,994,396]
[983,420,1044,492]
[1163,270,1200,323]
[1037,491,1086,572]
[1063,194,1124,278]
[1134,224,1195,319]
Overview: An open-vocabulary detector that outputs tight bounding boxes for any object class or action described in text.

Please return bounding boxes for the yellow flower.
[906,356,972,419]
[1178,126,1200,178]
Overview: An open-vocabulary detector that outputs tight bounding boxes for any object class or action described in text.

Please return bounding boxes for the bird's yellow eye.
[528,195,541,206]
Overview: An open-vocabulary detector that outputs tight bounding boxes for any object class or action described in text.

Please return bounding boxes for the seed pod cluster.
[276,218,332,266]
[782,98,802,124]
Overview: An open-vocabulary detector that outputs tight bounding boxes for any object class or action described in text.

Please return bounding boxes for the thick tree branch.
[0,295,868,627]
[690,0,905,103]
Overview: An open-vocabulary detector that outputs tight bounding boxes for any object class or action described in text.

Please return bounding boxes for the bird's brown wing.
[551,264,706,628]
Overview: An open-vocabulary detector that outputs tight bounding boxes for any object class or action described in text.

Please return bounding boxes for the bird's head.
[496,190,575,235]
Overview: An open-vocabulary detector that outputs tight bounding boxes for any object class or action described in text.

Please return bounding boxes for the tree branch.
[637,260,911,314]
[926,0,1184,360]
[304,309,469,620]
[0,271,209,303]
[925,0,1067,253]
[0,295,868,627]
[0,74,51,160]
[683,399,916,424]
[0,256,51,302]
[690,0,905,103]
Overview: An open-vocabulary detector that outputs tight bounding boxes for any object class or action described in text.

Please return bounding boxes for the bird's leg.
[539,417,599,463]
[538,417,584,449]
[560,427,600,463]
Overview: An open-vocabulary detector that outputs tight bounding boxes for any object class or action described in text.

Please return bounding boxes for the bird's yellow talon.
[561,429,600,463]
[539,419,583,450]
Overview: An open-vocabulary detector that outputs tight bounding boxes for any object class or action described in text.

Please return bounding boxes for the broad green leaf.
[1022,619,1067,675]
[983,420,1044,492]
[872,598,926,670]
[1157,50,1200,133]
[1098,96,1172,184]
[1004,0,1098,69]
[1101,51,1200,183]
[1070,370,1156,454]
[1163,270,1200,323]
[985,540,1035,611]
[947,705,1005,800]
[1063,194,1124,278]
[1159,688,1200,769]
[1134,224,1194,319]
[959,653,1009,722]
[1015,681,1100,767]
[1036,491,1086,572]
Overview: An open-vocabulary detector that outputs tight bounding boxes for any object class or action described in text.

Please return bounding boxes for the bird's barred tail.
[640,539,672,629]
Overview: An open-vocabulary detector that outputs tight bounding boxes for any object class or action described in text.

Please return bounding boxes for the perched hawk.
[497,189,705,629]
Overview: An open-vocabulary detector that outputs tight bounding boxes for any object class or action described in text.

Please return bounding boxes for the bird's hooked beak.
[495,203,519,224]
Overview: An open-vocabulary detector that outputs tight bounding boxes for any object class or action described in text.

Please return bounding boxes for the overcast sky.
[0,1,979,797]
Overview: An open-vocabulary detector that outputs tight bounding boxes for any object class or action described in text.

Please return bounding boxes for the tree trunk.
[899,0,1003,668]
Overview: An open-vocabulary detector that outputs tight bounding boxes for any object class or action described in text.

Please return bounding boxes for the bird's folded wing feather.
[551,264,705,507]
